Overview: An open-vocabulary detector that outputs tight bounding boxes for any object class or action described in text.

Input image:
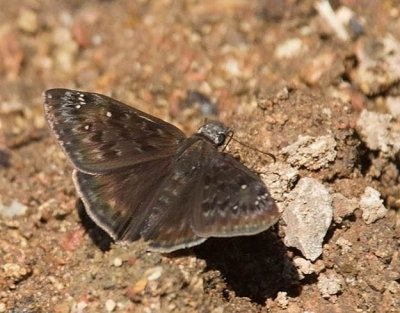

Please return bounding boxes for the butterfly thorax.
[196,121,229,147]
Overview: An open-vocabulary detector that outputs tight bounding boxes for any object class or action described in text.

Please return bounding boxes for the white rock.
[359,187,387,224]
[386,96,400,117]
[357,110,400,157]
[275,291,289,309]
[293,257,315,276]
[0,200,27,217]
[281,135,337,170]
[335,237,352,254]
[105,299,116,312]
[112,257,123,267]
[145,266,163,281]
[274,38,305,59]
[317,272,343,298]
[283,178,333,261]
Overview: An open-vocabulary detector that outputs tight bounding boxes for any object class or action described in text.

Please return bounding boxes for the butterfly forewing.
[44,89,185,174]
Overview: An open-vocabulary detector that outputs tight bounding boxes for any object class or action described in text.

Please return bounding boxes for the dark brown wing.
[73,138,207,252]
[140,138,206,252]
[44,89,185,174]
[73,157,174,242]
[191,144,280,237]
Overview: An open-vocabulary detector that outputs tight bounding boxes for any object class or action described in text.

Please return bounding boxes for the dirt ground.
[0,1,399,312]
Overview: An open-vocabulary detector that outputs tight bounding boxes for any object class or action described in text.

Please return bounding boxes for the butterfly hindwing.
[139,138,206,252]
[73,156,174,242]
[192,146,280,237]
[44,89,185,174]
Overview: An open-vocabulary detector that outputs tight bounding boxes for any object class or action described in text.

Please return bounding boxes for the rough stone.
[317,272,343,298]
[357,110,400,157]
[354,35,400,95]
[283,177,333,261]
[281,135,337,170]
[359,187,387,224]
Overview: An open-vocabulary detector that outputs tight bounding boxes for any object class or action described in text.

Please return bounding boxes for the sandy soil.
[0,1,399,312]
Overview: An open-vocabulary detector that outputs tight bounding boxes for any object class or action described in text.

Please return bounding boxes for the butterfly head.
[197,121,230,146]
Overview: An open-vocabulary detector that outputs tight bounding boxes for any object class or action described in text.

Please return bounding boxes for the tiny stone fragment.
[359,187,387,224]
[112,257,123,267]
[386,96,400,117]
[275,291,289,309]
[335,237,352,254]
[105,299,116,312]
[354,35,400,95]
[145,266,163,281]
[293,257,315,278]
[274,38,305,59]
[17,9,39,34]
[133,277,148,293]
[71,301,87,313]
[0,200,27,218]
[317,272,343,298]
[281,135,337,170]
[283,178,333,261]
[2,263,30,283]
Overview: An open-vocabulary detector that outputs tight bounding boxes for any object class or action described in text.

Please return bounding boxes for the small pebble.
[145,266,163,281]
[317,272,342,298]
[113,257,123,267]
[0,302,6,313]
[359,187,387,224]
[356,110,400,157]
[275,291,289,309]
[336,237,352,253]
[274,38,305,59]
[105,299,116,312]
[0,200,27,217]
[293,257,315,277]
[281,135,337,170]
[133,277,148,293]
[17,9,39,33]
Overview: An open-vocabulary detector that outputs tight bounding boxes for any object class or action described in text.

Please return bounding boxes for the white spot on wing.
[106,111,112,117]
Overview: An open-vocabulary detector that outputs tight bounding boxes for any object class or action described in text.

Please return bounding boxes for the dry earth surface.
[0,1,399,312]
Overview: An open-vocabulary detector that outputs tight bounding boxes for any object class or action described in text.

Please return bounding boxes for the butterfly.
[43,89,280,252]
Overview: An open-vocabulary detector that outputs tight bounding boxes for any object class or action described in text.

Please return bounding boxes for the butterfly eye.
[217,133,226,146]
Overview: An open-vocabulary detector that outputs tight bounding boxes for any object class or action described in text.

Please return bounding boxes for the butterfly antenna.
[230,136,276,163]
[222,130,234,152]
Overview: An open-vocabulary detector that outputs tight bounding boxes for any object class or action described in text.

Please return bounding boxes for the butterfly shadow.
[77,200,300,304]
[77,200,113,251]
[192,229,300,304]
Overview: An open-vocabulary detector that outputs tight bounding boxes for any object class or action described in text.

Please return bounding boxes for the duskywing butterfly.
[44,89,280,252]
